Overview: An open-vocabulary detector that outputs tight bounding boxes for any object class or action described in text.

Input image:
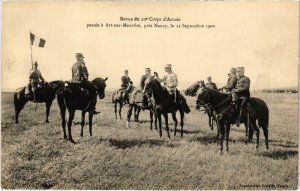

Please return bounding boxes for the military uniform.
[71,62,85,82]
[223,75,238,92]
[25,63,45,101]
[121,75,131,88]
[140,74,152,90]
[232,67,250,126]
[71,53,99,114]
[161,72,178,93]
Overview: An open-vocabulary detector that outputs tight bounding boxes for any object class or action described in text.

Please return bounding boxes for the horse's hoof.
[70,140,76,144]
[80,134,83,137]
[45,120,49,123]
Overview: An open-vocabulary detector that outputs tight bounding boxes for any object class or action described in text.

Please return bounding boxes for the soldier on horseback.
[71,53,100,114]
[206,76,217,90]
[221,67,238,93]
[120,70,133,104]
[140,68,152,109]
[156,64,190,113]
[25,61,45,102]
[231,67,250,126]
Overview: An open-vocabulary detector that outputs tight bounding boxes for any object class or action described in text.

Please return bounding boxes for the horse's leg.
[119,102,123,119]
[150,110,153,130]
[158,113,162,138]
[45,101,52,123]
[67,110,76,143]
[262,125,269,150]
[80,112,86,137]
[180,110,184,138]
[172,112,178,136]
[154,112,158,130]
[126,105,133,128]
[163,113,170,139]
[57,97,67,139]
[219,123,225,154]
[114,101,118,119]
[137,107,141,122]
[208,114,212,128]
[251,122,260,149]
[88,111,93,136]
[14,93,28,124]
[225,123,230,153]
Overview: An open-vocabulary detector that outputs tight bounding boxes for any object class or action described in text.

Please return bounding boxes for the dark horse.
[126,88,157,129]
[144,79,190,138]
[185,81,218,133]
[195,84,269,153]
[14,80,65,123]
[57,77,108,143]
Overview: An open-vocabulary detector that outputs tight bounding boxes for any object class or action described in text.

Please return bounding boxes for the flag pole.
[30,31,33,69]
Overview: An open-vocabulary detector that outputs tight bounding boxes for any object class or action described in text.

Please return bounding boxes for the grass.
[1,91,298,189]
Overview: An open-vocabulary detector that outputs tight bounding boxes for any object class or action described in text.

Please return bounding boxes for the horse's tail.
[112,91,116,103]
[258,101,269,129]
[251,97,269,129]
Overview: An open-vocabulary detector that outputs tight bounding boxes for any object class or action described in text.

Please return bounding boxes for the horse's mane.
[205,88,229,104]
[147,79,170,100]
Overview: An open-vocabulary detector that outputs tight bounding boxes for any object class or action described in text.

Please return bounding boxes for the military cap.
[145,68,151,71]
[236,67,245,72]
[229,67,236,74]
[75,53,85,58]
[164,64,172,68]
[34,61,38,65]
[124,70,129,72]
[207,76,212,80]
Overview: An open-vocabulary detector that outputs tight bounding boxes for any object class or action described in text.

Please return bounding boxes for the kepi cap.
[76,53,85,58]
[164,64,172,68]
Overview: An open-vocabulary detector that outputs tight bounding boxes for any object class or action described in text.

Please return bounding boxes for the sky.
[2,2,299,91]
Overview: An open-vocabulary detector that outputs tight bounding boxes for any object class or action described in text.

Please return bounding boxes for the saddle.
[65,81,92,98]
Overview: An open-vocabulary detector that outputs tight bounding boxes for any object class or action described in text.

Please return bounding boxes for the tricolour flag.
[30,32,46,47]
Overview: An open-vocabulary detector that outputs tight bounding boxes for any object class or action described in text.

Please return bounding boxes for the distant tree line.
[254,88,298,93]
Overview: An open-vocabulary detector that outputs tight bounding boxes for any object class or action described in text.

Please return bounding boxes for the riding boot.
[235,108,242,127]
[91,97,100,114]
[33,91,37,102]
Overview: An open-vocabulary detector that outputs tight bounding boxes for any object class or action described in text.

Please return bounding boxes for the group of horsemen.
[25,53,250,125]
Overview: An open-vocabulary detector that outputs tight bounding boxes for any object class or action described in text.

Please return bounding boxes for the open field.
[1,91,298,189]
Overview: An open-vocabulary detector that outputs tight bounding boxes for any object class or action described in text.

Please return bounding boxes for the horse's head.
[185,81,204,96]
[92,77,108,99]
[195,81,209,110]
[143,77,161,98]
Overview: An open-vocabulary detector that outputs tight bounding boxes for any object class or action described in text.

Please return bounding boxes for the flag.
[30,32,46,47]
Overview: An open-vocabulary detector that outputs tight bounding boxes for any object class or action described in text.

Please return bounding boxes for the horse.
[14,80,65,123]
[144,79,190,138]
[112,88,126,119]
[195,84,269,153]
[126,88,157,130]
[57,77,108,143]
[185,81,218,133]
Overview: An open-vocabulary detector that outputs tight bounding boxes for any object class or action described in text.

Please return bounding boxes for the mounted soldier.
[206,76,217,90]
[231,67,251,126]
[25,61,45,102]
[120,70,133,104]
[140,68,153,109]
[221,67,238,93]
[71,53,99,114]
[155,64,190,113]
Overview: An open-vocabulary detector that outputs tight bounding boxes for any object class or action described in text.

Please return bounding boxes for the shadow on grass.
[108,139,164,149]
[260,150,298,160]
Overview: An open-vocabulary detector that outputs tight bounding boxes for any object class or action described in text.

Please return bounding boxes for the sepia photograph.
[1,1,299,190]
